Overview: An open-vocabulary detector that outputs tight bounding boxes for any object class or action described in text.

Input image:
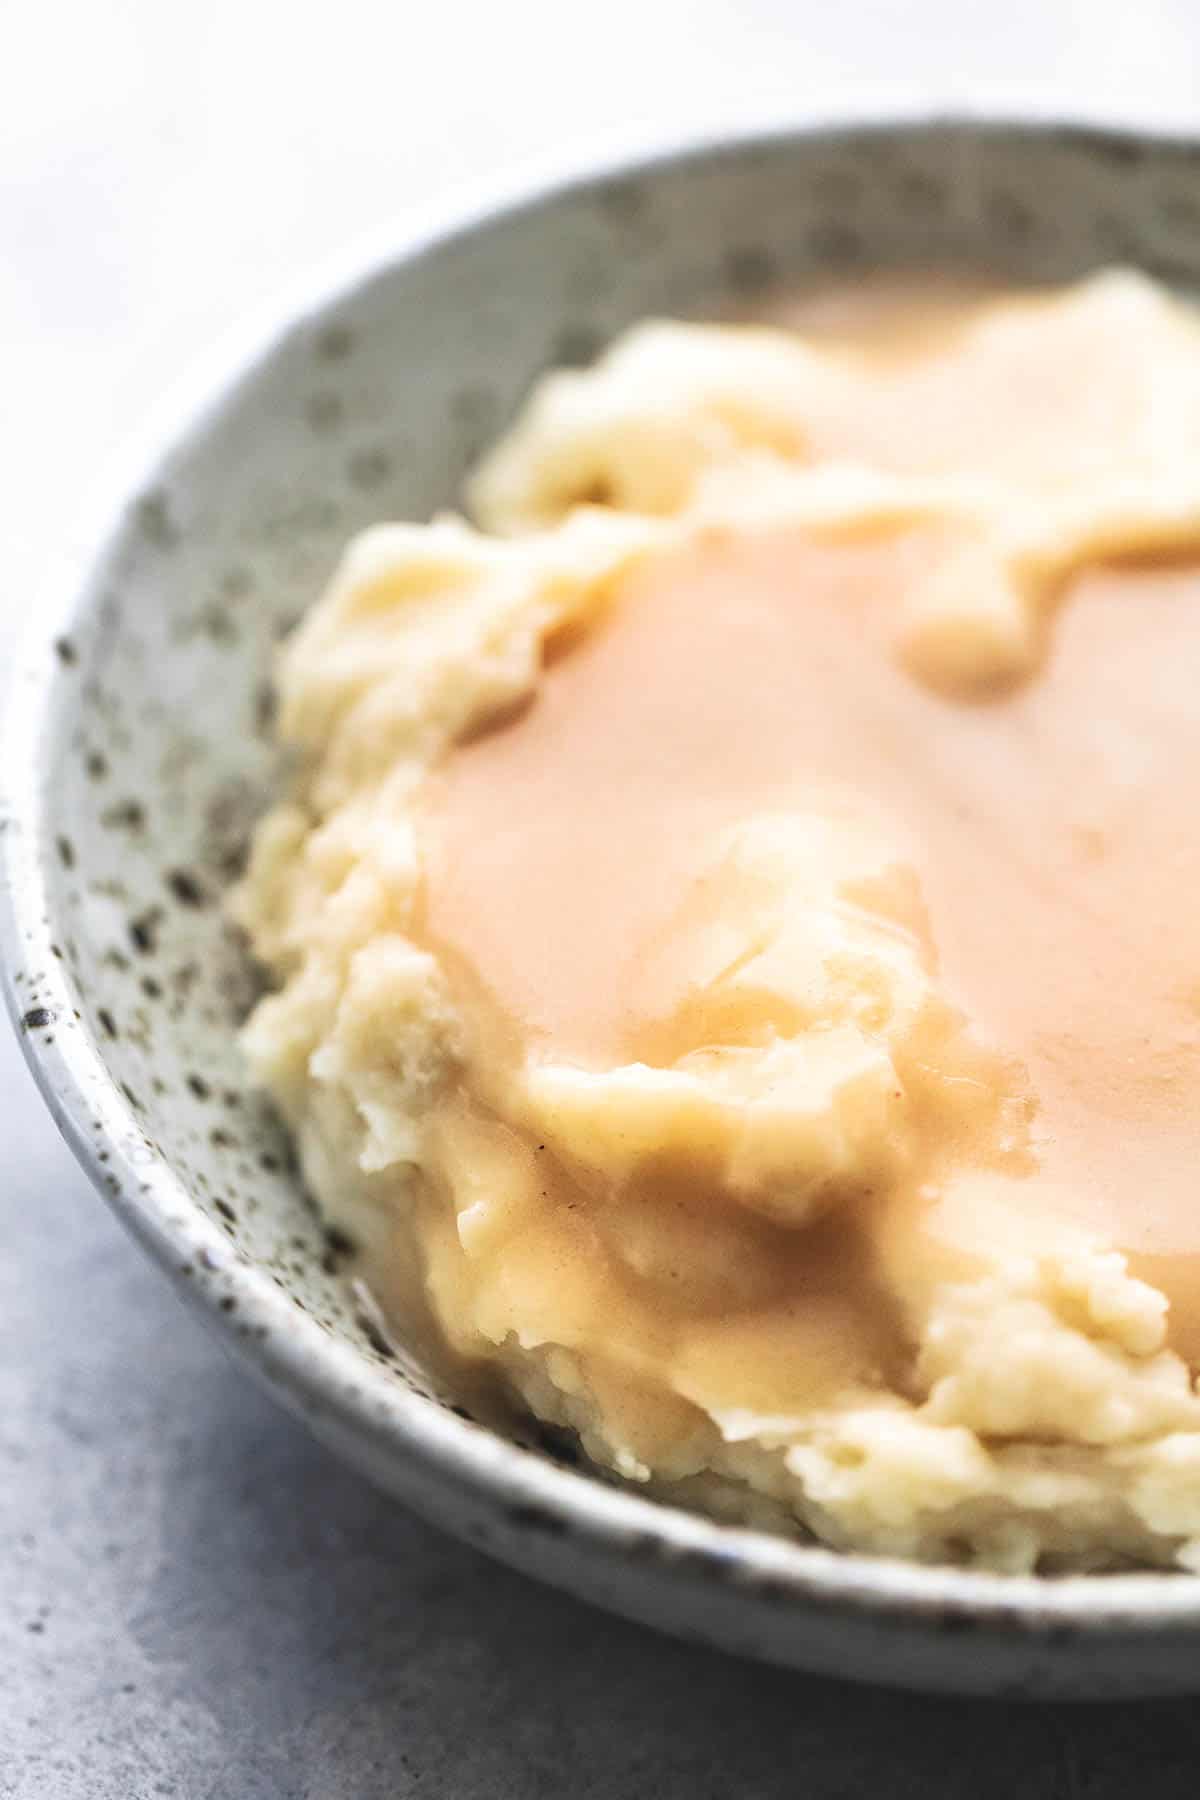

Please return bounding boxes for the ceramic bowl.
[9,114,1200,1698]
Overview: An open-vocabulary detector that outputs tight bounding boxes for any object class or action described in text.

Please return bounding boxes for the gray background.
[6,4,1200,1793]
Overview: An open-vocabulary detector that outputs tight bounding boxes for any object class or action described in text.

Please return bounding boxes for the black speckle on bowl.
[101,799,146,833]
[812,164,864,210]
[314,322,355,361]
[253,680,277,738]
[593,177,649,229]
[346,446,393,490]
[221,565,256,600]
[723,245,776,295]
[136,490,180,550]
[185,603,240,648]
[1094,211,1141,260]
[356,1311,396,1361]
[450,384,499,429]
[1058,126,1146,168]
[172,962,199,1000]
[984,186,1037,245]
[552,323,603,368]
[305,390,344,433]
[128,907,164,955]
[507,1505,569,1538]
[805,220,863,266]
[164,867,209,909]
[320,1228,354,1276]
[893,166,944,217]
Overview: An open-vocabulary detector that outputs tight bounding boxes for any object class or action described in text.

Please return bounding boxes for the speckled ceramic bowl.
[10,114,1200,1697]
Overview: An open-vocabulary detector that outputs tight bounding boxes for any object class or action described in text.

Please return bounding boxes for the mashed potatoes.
[234,271,1200,1571]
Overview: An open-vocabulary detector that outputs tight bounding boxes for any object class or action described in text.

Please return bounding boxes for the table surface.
[7,5,1200,1794]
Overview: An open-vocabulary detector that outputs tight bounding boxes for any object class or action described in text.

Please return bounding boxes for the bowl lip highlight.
[8,104,1200,1644]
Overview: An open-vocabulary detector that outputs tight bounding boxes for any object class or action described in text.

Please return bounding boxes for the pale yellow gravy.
[416,282,1200,1380]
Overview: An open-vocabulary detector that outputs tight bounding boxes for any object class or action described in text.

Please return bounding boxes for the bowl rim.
[9,104,1200,1642]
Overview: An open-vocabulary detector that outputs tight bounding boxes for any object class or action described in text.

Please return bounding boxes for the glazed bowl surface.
[9,114,1200,1697]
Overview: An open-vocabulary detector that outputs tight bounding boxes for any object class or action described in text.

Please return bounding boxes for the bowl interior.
[15,117,1200,1526]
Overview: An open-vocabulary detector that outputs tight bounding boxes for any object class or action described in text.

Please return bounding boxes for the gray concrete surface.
[8,3,1200,1793]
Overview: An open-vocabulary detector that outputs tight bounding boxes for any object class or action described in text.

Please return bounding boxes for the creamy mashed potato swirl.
[235,273,1200,1571]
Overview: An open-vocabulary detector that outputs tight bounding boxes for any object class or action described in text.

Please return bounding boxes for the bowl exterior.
[9,115,1200,1695]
